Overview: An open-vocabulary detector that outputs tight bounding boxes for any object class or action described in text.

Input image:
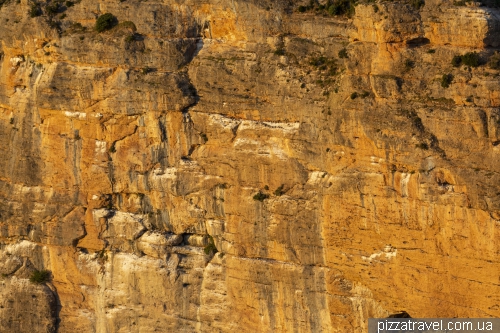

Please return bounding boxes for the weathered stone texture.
[0,0,499,332]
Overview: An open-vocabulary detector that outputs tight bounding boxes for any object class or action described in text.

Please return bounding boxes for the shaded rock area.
[0,0,499,332]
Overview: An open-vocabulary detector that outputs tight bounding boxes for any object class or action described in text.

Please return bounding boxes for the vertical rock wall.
[0,0,498,332]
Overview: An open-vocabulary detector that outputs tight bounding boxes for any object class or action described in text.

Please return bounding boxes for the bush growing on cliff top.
[328,0,355,17]
[298,0,357,17]
[29,270,50,284]
[95,13,117,32]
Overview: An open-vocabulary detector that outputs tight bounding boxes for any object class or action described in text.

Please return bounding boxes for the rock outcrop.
[0,0,499,332]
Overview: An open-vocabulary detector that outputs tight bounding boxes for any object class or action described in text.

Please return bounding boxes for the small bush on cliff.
[328,0,355,17]
[274,184,285,196]
[441,74,453,88]
[338,48,348,59]
[29,3,42,17]
[253,191,269,201]
[298,5,307,12]
[45,2,61,15]
[452,52,481,68]
[95,13,117,33]
[29,270,50,284]
[204,235,218,255]
[461,52,480,67]
[452,55,462,67]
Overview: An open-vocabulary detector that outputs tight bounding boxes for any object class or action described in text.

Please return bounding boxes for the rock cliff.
[0,0,499,332]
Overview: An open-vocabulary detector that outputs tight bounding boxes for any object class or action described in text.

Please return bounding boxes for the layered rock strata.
[0,0,499,332]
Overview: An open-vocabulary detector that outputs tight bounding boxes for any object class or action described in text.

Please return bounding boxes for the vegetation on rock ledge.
[253,191,269,201]
[96,13,117,32]
[29,270,51,284]
[204,235,218,255]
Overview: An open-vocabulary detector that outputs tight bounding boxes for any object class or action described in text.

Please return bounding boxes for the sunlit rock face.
[0,0,499,332]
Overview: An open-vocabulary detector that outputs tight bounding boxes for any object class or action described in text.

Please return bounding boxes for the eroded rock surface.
[0,0,499,332]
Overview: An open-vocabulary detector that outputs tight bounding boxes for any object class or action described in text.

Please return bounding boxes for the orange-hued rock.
[0,0,499,332]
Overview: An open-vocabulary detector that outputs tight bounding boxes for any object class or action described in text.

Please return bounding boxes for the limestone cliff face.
[0,0,499,332]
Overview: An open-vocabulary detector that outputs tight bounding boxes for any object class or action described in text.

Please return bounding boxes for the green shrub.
[65,1,74,7]
[274,184,285,196]
[253,191,269,201]
[95,13,117,32]
[203,235,218,255]
[451,55,462,67]
[298,5,307,12]
[29,270,50,284]
[29,3,41,17]
[350,92,358,99]
[427,49,436,54]
[328,0,355,17]
[338,48,348,59]
[410,0,425,9]
[461,52,480,67]
[45,3,60,15]
[453,52,481,68]
[360,91,370,98]
[441,74,452,88]
[68,22,85,33]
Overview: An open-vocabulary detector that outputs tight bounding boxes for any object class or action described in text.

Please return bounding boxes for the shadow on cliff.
[49,276,62,333]
[178,38,203,113]
[483,6,500,48]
